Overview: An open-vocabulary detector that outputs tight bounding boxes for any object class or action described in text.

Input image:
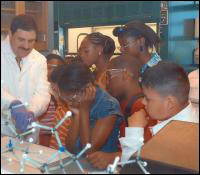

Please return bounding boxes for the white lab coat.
[1,36,50,139]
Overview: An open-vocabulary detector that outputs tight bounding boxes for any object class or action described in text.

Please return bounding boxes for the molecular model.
[1,110,92,174]
[1,82,150,175]
[1,109,131,174]
[88,138,150,174]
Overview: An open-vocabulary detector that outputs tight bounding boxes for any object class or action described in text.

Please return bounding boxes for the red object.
[119,97,157,142]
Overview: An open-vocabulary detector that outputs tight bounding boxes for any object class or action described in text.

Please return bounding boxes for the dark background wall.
[54,1,160,27]
[54,1,160,54]
[54,1,199,73]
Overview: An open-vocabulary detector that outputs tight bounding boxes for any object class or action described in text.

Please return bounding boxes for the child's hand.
[87,151,119,170]
[79,83,96,111]
[128,109,148,128]
[68,105,80,118]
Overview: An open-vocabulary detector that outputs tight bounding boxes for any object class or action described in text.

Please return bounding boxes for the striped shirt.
[38,96,57,134]
[49,104,72,150]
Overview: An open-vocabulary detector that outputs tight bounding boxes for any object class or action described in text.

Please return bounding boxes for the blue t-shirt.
[75,86,124,153]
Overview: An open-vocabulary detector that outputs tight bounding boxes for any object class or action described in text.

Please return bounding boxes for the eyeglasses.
[57,84,89,104]
[58,90,83,104]
[47,64,60,68]
[106,68,134,80]
[106,69,126,79]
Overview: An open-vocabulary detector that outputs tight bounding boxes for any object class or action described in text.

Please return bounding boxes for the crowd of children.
[1,13,198,172]
[37,20,199,170]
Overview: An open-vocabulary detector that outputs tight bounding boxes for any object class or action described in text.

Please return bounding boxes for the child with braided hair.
[78,32,116,89]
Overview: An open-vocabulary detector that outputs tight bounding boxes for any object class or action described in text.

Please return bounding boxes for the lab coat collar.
[3,36,16,63]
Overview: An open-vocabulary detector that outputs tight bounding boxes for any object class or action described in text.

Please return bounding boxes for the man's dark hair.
[54,60,95,93]
[46,54,65,64]
[141,61,190,104]
[10,14,38,35]
[113,20,160,50]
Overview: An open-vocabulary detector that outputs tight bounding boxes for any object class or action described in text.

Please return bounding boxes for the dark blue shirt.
[75,86,124,153]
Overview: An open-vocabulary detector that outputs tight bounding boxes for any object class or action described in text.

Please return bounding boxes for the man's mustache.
[19,47,30,51]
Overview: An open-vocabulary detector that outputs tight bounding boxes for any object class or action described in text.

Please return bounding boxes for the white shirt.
[1,36,50,137]
[119,102,199,162]
[188,69,199,116]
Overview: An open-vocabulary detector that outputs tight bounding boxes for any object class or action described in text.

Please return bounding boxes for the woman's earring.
[140,46,144,52]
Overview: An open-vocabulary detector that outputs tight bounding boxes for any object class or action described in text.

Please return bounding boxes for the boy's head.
[141,61,190,121]
[106,54,142,99]
[46,53,65,81]
[52,60,95,107]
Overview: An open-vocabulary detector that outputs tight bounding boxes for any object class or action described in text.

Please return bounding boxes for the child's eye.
[18,38,24,42]
[146,98,150,102]
[144,96,150,102]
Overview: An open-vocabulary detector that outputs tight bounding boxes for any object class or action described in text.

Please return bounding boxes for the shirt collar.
[4,36,16,60]
[140,52,162,74]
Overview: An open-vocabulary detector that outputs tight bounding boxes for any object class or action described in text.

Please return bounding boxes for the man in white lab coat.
[1,14,50,141]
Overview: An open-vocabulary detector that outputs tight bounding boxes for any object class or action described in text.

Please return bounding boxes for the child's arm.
[87,151,122,170]
[88,116,117,153]
[79,84,96,149]
[79,86,116,153]
[128,109,148,127]
[80,103,117,153]
[119,109,148,162]
[65,107,80,153]
[78,84,118,153]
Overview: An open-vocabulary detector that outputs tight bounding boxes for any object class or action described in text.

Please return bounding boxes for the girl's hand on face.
[79,83,96,111]
[87,151,118,170]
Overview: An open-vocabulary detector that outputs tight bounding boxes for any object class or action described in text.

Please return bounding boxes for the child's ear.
[137,37,145,46]
[96,46,104,56]
[122,70,128,82]
[122,70,132,81]
[165,95,178,112]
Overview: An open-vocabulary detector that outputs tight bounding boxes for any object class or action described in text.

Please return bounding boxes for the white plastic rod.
[76,143,91,159]
[55,111,72,129]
